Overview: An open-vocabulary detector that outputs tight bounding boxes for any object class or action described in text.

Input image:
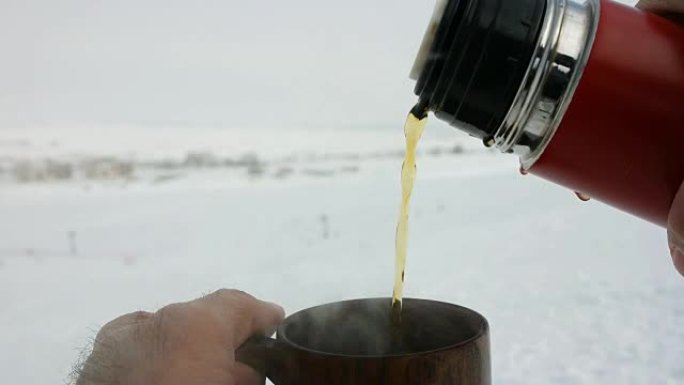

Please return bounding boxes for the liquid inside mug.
[236,298,490,385]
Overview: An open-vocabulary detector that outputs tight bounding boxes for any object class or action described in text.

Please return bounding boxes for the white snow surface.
[0,126,682,385]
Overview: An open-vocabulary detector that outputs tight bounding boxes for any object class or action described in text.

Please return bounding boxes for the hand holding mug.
[75,289,284,385]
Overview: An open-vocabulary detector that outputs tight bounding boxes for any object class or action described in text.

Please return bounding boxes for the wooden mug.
[236,298,490,385]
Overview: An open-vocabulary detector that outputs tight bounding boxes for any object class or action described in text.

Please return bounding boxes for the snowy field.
[0,126,682,385]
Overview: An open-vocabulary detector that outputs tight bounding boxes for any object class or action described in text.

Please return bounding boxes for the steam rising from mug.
[280,298,484,356]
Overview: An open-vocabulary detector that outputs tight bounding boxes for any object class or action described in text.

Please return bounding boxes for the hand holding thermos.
[639,0,684,279]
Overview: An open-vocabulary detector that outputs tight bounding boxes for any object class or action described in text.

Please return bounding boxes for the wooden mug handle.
[235,335,290,384]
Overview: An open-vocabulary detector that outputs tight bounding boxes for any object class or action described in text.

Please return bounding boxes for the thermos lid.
[411,0,546,140]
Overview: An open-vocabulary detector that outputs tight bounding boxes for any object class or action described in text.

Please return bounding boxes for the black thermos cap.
[414,0,546,140]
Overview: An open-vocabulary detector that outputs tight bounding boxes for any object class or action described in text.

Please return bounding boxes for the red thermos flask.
[410,0,684,226]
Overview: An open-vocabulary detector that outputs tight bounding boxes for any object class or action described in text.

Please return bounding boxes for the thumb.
[668,181,684,276]
[637,0,684,22]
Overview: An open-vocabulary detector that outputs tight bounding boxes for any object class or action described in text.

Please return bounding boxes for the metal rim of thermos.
[412,0,601,170]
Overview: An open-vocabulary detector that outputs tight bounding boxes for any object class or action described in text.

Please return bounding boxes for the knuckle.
[152,304,195,341]
[129,310,153,322]
[95,310,151,341]
[155,302,216,331]
[214,288,252,299]
[208,289,258,307]
[211,288,234,299]
[155,303,188,322]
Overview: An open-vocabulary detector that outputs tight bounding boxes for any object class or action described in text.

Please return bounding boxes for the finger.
[637,0,684,21]
[233,362,266,385]
[637,0,684,12]
[199,289,285,347]
[668,181,684,276]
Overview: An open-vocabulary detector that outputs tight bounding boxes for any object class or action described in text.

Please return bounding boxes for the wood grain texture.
[237,298,490,385]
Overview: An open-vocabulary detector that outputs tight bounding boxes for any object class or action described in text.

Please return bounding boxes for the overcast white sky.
[0,0,636,131]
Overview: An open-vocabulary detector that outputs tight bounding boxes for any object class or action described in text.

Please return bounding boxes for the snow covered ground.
[0,126,682,385]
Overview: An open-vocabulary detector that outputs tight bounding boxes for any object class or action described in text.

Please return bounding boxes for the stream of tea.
[391,105,428,321]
